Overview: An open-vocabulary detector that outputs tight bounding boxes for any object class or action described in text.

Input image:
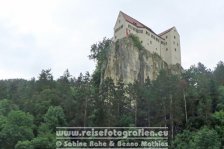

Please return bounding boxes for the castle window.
[174,36,176,39]
[141,41,143,43]
[151,34,156,40]
[175,48,176,51]
[137,29,143,33]
[166,36,168,39]
[146,31,150,36]
[166,48,168,51]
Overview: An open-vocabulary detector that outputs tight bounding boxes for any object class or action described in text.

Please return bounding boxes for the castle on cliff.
[114,11,181,66]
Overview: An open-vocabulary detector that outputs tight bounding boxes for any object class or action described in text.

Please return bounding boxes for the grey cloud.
[0,0,224,79]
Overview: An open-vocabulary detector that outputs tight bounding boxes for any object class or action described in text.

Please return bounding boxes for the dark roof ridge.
[120,11,164,40]
[158,26,175,36]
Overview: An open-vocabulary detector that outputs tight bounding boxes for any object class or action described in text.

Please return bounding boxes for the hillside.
[0,37,223,148]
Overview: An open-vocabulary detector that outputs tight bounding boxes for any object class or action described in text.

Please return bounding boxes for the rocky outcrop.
[101,37,170,84]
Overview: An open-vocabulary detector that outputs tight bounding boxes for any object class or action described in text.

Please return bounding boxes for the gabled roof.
[120,11,145,28]
[158,27,175,36]
[120,11,161,38]
[119,11,177,40]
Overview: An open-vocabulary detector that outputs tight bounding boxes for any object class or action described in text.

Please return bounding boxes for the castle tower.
[159,27,181,66]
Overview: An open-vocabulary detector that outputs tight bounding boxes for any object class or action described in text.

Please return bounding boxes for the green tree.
[214,61,224,85]
[212,110,224,146]
[190,127,221,149]
[23,88,60,127]
[217,86,224,110]
[15,140,33,149]
[0,99,18,116]
[89,38,111,89]
[172,130,193,149]
[93,78,116,126]
[151,70,182,138]
[36,69,55,91]
[89,37,111,68]
[0,115,6,131]
[27,106,64,149]
[0,81,8,99]
[127,80,149,127]
[183,63,213,129]
[0,110,34,148]
[172,127,221,149]
[67,72,94,127]
[43,106,67,131]
[209,79,219,112]
[31,133,56,149]
[115,79,133,126]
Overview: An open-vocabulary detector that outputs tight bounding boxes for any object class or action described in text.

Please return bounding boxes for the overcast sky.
[0,0,224,79]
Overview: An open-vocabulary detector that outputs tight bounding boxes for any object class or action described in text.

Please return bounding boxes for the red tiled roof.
[120,11,164,39]
[120,11,145,28]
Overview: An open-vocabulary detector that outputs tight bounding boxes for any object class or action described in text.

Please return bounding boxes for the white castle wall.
[113,12,181,66]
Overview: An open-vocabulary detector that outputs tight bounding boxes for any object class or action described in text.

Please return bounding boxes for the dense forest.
[0,38,224,148]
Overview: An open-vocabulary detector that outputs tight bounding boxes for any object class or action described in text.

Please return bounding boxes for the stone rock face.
[101,37,169,84]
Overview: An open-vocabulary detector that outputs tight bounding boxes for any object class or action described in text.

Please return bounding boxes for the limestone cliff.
[101,36,172,84]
